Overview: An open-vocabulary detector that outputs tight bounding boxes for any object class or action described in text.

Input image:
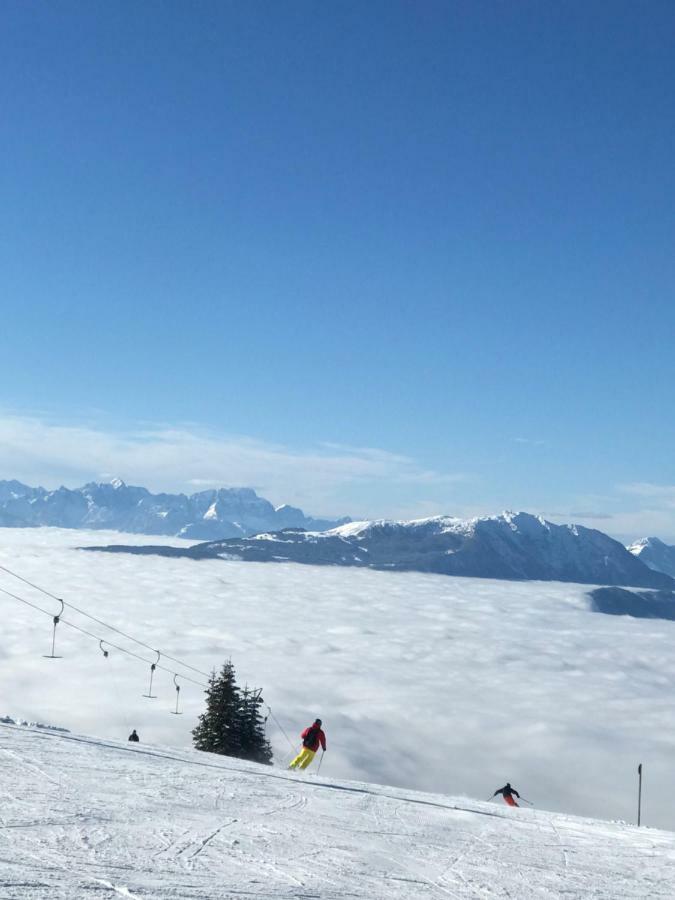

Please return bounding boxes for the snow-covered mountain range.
[628,536,675,578]
[91,510,674,588]
[4,476,674,588]
[0,478,348,539]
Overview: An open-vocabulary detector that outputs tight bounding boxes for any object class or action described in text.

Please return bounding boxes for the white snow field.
[1,527,675,834]
[1,721,674,899]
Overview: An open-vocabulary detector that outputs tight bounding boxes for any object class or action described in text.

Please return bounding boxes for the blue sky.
[1,1,674,538]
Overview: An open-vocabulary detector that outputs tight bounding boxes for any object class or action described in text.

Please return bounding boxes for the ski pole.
[519,798,533,806]
[316,750,325,775]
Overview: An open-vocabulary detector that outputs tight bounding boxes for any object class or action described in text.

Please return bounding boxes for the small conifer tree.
[192,661,242,757]
[192,662,273,765]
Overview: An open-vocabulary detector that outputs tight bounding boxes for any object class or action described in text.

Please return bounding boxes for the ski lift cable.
[0,582,203,681]
[0,563,210,678]
[265,704,295,752]
[59,620,206,688]
[0,584,55,619]
[0,585,207,688]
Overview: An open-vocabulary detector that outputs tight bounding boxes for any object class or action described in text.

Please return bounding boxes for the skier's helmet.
[315,718,322,726]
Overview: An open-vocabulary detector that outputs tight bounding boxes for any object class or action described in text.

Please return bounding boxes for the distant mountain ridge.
[86,510,674,589]
[0,478,349,539]
[628,537,675,579]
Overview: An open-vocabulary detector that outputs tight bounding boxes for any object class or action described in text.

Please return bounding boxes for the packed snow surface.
[0,721,673,899]
[1,528,675,833]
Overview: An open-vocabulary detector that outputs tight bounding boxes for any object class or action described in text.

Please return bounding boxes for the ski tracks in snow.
[153,818,238,869]
[0,725,674,898]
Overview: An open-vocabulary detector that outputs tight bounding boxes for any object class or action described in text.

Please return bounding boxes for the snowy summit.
[628,536,675,579]
[92,510,673,589]
[0,478,349,540]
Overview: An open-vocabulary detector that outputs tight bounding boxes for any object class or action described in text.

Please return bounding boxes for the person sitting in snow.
[128,729,140,743]
[491,783,520,807]
[288,719,326,770]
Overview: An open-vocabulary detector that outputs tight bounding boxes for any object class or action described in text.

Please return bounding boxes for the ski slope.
[2,527,675,831]
[0,721,673,899]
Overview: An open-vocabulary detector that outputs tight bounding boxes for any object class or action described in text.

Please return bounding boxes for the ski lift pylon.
[43,599,64,659]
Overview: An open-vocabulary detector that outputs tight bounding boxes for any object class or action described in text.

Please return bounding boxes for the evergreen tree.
[239,686,273,765]
[192,662,273,765]
[192,661,242,757]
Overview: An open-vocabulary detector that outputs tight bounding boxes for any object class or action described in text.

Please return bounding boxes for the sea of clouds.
[0,527,673,829]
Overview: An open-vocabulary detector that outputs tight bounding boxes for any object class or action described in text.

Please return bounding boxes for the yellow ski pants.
[289,747,316,770]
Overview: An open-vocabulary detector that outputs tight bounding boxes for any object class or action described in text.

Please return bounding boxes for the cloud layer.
[2,413,675,540]
[2,527,675,829]
[0,413,463,518]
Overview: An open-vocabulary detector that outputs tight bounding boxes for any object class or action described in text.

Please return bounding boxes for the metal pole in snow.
[637,764,643,827]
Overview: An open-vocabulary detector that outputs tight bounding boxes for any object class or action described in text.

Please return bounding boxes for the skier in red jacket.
[288,719,326,770]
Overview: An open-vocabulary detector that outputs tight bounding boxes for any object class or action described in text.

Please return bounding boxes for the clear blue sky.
[1,1,674,537]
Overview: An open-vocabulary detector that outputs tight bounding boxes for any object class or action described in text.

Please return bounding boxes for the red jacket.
[301,724,326,752]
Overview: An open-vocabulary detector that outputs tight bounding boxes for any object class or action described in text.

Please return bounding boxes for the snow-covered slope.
[628,536,675,579]
[2,527,675,832]
[95,511,673,588]
[1,721,673,899]
[0,479,348,540]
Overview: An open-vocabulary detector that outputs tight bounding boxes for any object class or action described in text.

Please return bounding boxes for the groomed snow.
[1,721,674,898]
[1,528,675,833]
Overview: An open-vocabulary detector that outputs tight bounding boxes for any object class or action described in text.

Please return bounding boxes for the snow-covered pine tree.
[192,661,243,758]
[239,686,273,765]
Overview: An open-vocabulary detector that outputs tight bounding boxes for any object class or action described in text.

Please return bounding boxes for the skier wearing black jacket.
[492,783,520,807]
